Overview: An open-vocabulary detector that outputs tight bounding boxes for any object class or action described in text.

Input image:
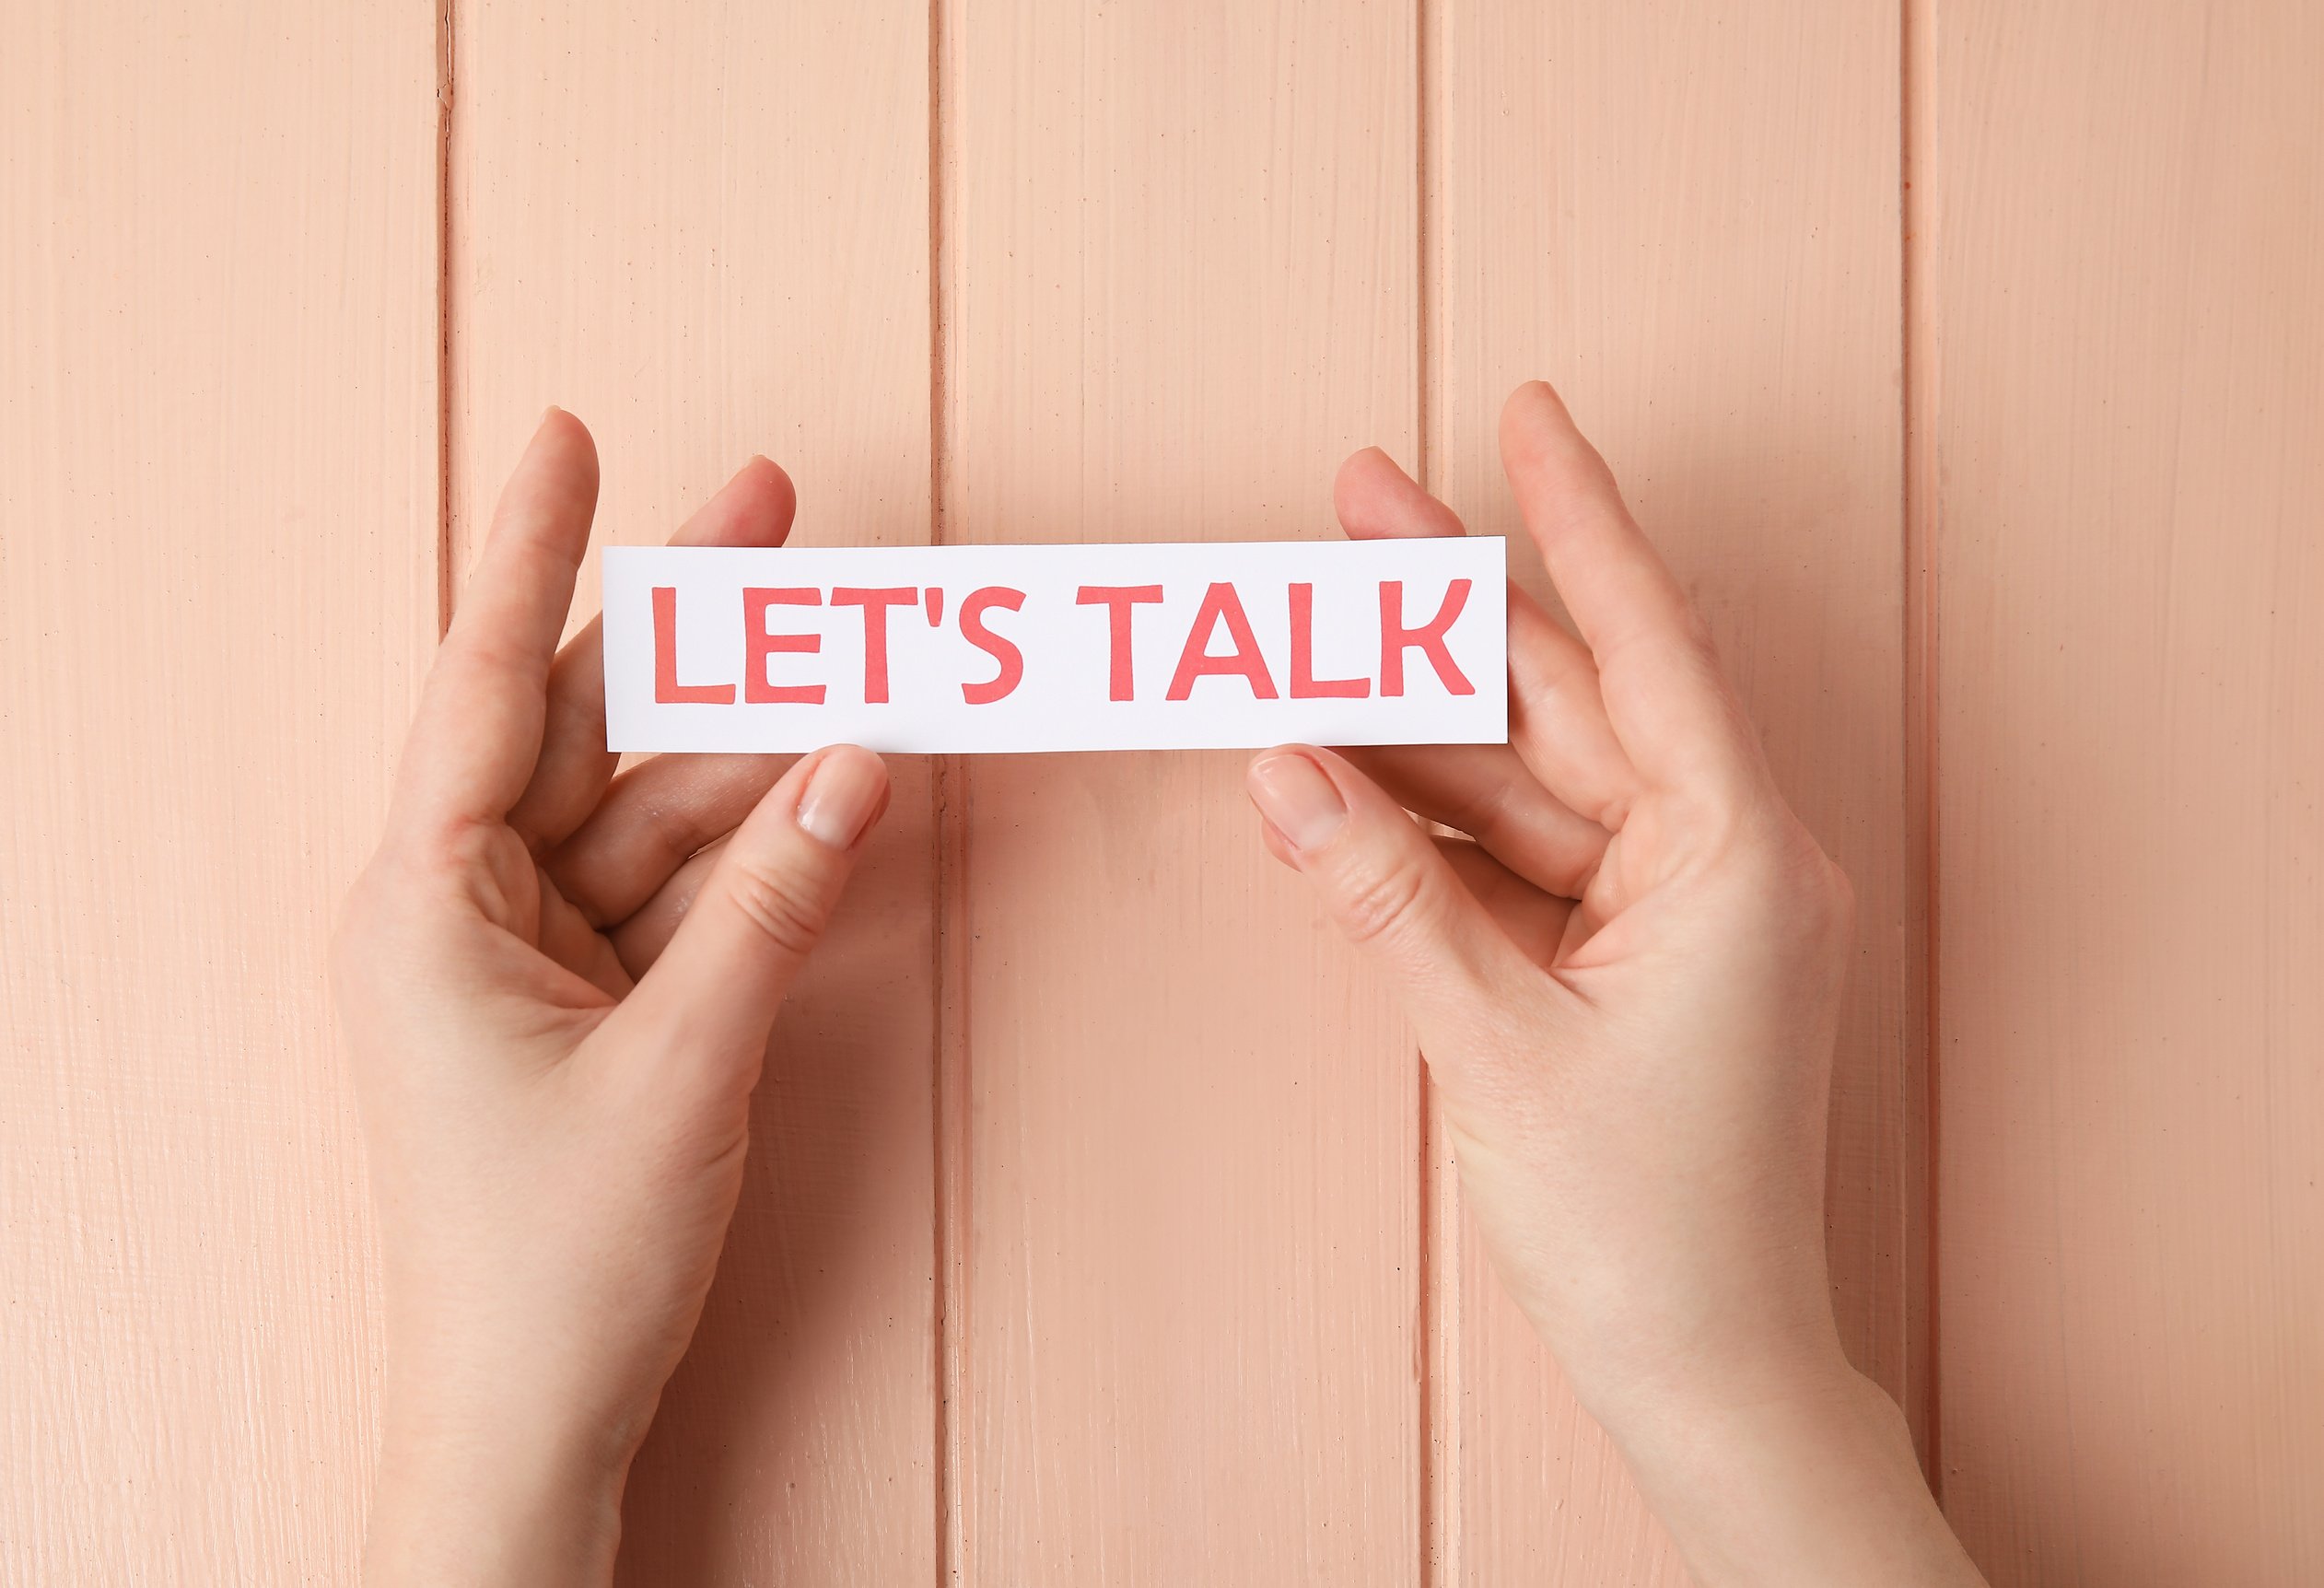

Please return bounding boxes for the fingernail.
[796,749,886,849]
[1246,751,1348,852]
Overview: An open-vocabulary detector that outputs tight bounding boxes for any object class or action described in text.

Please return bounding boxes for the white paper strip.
[602,538,1507,753]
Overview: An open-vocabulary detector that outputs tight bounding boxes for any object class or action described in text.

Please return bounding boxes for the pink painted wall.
[3,1,2316,1582]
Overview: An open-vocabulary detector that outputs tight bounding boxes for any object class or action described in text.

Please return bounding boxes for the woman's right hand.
[1244,380,1986,1586]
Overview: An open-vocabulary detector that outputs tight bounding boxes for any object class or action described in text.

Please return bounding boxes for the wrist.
[1603,1343,1890,1476]
[1541,1281,1862,1454]
[1595,1356,1983,1588]
[365,1384,642,1588]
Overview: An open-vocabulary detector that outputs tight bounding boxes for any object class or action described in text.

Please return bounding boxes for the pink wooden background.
[4,1,2318,1582]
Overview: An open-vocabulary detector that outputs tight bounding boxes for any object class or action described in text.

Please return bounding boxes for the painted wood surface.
[940,3,1422,1581]
[5,0,2321,1582]
[442,4,940,1582]
[1921,5,2324,1582]
[1427,5,1916,1581]
[0,0,438,1579]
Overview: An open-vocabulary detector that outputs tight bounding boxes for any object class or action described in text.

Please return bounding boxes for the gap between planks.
[1416,2,1461,1583]
[1900,0,1945,1497]
[928,0,972,1580]
[433,0,457,636]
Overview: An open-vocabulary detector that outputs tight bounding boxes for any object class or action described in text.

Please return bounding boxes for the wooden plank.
[0,0,438,1579]
[441,5,939,1582]
[938,1,1423,1580]
[1427,4,1914,1580]
[1924,5,2324,1581]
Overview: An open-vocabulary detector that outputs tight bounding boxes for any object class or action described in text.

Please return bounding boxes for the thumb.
[623,744,891,1063]
[1245,746,1543,1057]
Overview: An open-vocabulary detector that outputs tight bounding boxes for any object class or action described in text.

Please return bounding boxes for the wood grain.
[442,4,939,1581]
[1426,3,1916,1580]
[938,1,1423,1579]
[1923,5,2324,1581]
[15,0,2324,1579]
[0,0,438,1579]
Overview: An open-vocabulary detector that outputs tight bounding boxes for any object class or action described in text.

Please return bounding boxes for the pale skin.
[333,382,1989,1586]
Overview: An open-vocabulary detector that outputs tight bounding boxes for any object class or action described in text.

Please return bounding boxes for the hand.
[1245,382,1984,1585]
[332,412,892,1587]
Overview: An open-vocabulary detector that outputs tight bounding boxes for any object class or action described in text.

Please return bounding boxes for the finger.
[607,835,724,977]
[1342,741,1606,899]
[532,870,636,999]
[1336,444,1639,825]
[1333,445,1466,538]
[1245,745,1553,1057]
[1503,591,1638,826]
[396,409,600,828]
[1499,381,1762,797]
[1258,800,1577,954]
[546,752,789,928]
[615,746,891,1076]
[1433,835,1574,967]
[507,455,800,850]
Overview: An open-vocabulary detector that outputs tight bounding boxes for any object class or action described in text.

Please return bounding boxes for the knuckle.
[1334,848,1436,950]
[1813,855,1858,944]
[1671,781,1754,864]
[397,811,498,882]
[1753,826,1856,945]
[411,813,533,919]
[722,854,829,960]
